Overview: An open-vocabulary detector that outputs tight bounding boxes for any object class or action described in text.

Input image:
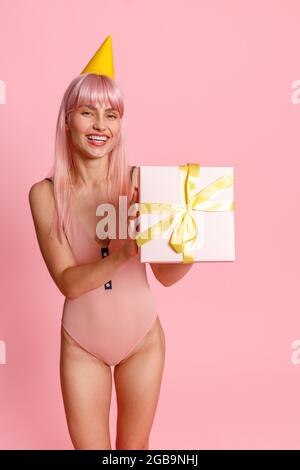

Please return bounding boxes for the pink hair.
[46,73,132,242]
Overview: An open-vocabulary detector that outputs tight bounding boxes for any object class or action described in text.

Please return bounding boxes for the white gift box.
[136,165,235,263]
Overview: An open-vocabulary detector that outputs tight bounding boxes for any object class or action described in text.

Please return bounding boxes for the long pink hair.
[46,73,132,243]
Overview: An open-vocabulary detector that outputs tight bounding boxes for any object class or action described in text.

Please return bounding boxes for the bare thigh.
[60,326,113,450]
[113,316,166,450]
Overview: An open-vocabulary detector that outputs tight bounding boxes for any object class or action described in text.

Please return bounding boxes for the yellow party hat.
[81,34,115,79]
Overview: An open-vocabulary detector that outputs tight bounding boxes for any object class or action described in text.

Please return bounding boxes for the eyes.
[81,111,118,119]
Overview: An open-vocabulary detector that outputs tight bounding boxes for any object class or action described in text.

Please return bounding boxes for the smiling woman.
[29,66,166,451]
[45,73,131,242]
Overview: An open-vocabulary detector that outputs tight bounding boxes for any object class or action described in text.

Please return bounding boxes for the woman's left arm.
[149,262,194,287]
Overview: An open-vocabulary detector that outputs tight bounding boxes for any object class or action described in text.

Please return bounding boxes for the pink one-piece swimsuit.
[45,167,158,366]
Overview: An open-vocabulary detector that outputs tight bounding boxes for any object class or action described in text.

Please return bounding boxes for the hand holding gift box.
[134,163,235,264]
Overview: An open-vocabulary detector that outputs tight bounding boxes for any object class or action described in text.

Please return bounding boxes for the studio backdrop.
[0,0,299,450]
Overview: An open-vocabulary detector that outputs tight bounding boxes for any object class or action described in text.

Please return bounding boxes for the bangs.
[67,73,123,116]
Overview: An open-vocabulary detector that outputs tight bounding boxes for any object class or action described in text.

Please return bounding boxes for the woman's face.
[65,102,121,158]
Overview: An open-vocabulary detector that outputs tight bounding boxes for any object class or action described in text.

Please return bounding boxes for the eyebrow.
[80,105,118,112]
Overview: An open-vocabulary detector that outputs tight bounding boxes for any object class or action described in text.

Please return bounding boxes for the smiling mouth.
[86,136,111,146]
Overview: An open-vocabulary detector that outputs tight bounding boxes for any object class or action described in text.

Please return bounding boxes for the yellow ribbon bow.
[135,163,234,264]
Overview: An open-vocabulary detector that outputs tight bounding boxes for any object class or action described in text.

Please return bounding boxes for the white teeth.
[87,135,109,141]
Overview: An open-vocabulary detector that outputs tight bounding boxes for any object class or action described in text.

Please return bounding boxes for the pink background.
[1,0,300,450]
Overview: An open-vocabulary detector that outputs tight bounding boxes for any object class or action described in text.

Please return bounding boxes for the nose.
[93,113,108,132]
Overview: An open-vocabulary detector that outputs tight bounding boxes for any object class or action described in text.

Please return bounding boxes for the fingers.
[129,188,139,217]
[130,187,139,205]
[128,188,140,235]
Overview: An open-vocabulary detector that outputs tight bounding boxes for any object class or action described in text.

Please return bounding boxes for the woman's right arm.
[28,181,136,300]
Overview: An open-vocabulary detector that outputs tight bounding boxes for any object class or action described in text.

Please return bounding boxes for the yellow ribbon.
[135,163,234,264]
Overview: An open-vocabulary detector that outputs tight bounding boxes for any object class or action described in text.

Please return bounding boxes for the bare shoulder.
[28,179,58,254]
[28,179,55,219]
[29,178,54,198]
